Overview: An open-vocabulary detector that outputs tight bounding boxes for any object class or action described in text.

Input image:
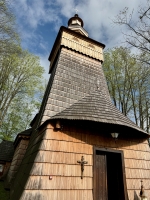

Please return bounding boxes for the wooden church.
[5,14,150,200]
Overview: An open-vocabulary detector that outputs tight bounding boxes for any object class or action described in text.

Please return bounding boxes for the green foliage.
[0,181,9,200]
[103,47,150,132]
[0,0,20,56]
[0,0,45,140]
[0,50,45,141]
[113,1,150,132]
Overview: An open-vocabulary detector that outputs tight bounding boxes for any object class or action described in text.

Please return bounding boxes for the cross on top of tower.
[74,7,78,14]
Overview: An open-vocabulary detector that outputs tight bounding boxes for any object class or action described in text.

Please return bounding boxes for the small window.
[0,164,4,172]
[72,20,76,24]
[72,20,81,26]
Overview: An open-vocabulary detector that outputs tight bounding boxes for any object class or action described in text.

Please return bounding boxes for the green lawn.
[0,181,9,200]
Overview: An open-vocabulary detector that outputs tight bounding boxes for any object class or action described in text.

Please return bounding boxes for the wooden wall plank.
[45,128,150,152]
[128,189,150,200]
[126,179,150,190]
[124,159,150,169]
[121,149,150,160]
[5,139,29,186]
[10,123,150,200]
[125,168,150,179]
[30,163,92,177]
[21,190,93,200]
[34,151,93,165]
[45,128,83,143]
[25,176,92,190]
[39,140,93,154]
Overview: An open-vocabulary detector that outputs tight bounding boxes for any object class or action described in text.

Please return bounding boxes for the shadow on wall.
[56,120,148,149]
[134,191,140,200]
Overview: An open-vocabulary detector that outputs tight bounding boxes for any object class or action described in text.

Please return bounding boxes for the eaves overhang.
[13,128,32,148]
[40,89,149,137]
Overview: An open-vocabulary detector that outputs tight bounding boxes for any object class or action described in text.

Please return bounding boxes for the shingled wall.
[5,139,29,188]
[10,122,150,200]
[40,47,110,124]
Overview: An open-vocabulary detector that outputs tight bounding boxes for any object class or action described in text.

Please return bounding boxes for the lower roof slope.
[51,89,148,135]
[0,140,14,162]
[13,128,32,148]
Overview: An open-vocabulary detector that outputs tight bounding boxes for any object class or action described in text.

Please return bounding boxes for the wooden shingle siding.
[34,151,93,165]
[25,176,92,189]
[5,139,29,187]
[128,190,150,200]
[10,123,150,199]
[39,140,93,154]
[122,149,150,160]
[41,47,110,124]
[21,190,93,200]
[10,125,93,199]
[29,163,92,177]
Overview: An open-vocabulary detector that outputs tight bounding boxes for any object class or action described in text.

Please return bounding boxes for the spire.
[68,14,88,37]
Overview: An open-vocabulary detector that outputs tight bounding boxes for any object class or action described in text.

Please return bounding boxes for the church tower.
[8,14,149,200]
[37,13,109,126]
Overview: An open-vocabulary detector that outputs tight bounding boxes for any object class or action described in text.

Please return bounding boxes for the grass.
[0,181,10,200]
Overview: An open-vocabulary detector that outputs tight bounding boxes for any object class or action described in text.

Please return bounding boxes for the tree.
[0,0,45,140]
[0,0,20,56]
[0,50,45,140]
[103,47,150,132]
[114,0,150,65]
[0,93,43,140]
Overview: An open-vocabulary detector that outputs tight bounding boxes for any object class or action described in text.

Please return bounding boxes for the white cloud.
[55,0,75,17]
[12,0,62,29]
[11,0,148,80]
[12,0,147,45]
[51,0,146,49]
[72,0,145,47]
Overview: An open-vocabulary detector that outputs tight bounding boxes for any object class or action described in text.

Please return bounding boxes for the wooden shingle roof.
[51,89,148,135]
[13,128,32,148]
[0,140,14,162]
[16,128,32,136]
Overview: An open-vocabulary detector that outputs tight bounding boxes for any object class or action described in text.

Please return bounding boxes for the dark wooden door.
[95,152,108,200]
[94,149,126,200]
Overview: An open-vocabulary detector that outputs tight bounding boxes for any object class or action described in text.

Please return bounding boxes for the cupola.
[68,14,88,37]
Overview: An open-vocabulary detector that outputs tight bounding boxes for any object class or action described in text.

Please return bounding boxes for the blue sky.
[11,0,147,79]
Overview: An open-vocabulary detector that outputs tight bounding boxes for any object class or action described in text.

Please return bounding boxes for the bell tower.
[38,14,109,125]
